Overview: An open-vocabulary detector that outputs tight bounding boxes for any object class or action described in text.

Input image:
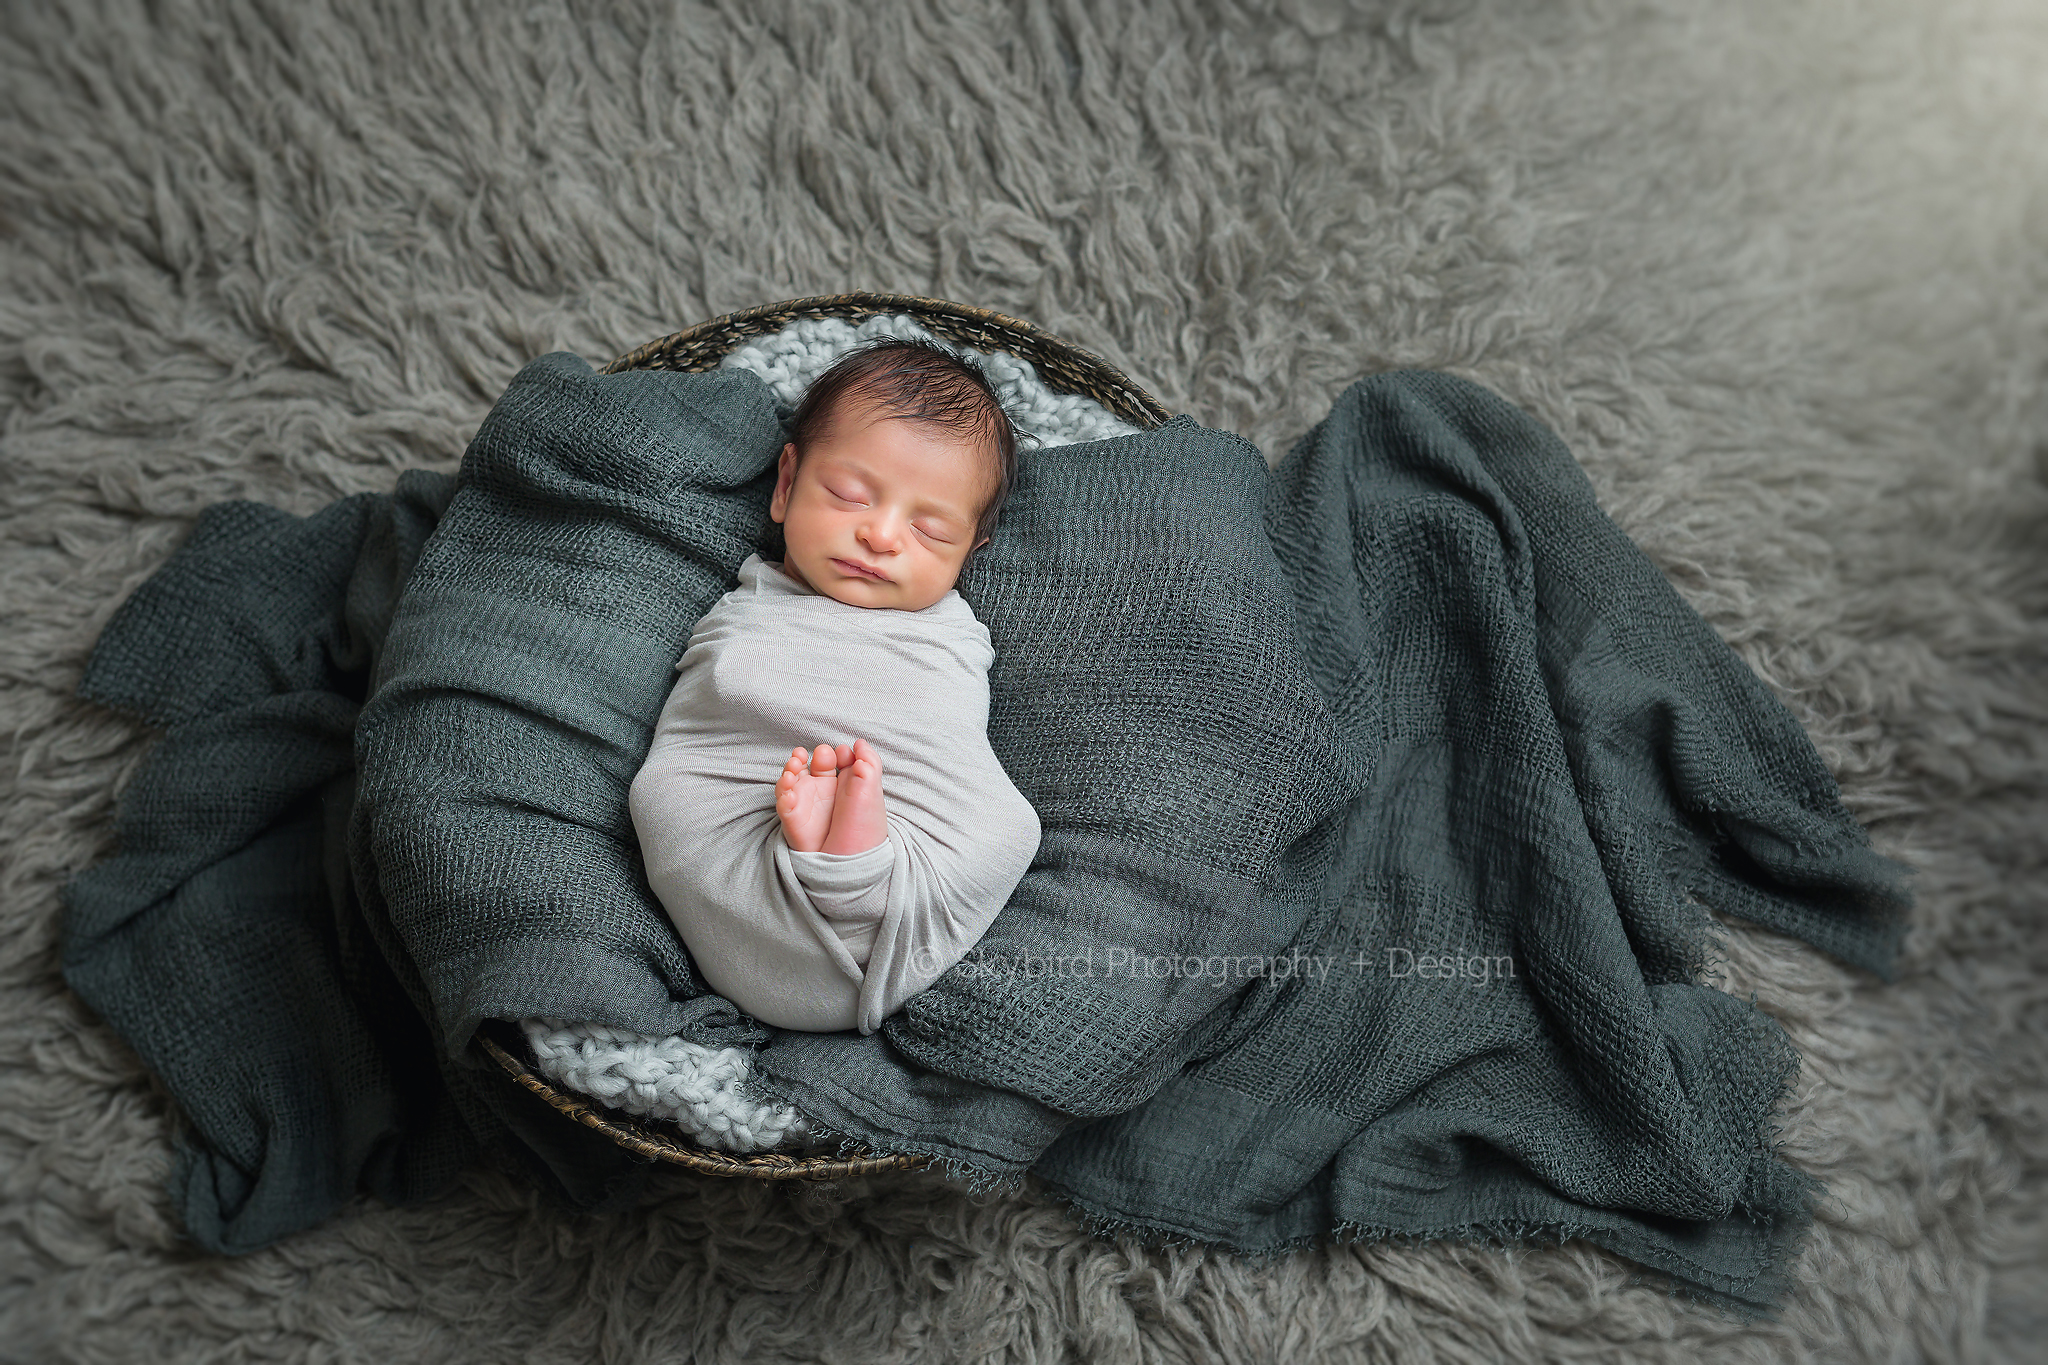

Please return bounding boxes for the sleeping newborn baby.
[630,337,1041,1035]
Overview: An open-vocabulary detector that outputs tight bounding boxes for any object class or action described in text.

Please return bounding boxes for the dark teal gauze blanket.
[62,355,1909,1311]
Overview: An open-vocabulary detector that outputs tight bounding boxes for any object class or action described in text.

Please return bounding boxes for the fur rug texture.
[3,1,2043,1360]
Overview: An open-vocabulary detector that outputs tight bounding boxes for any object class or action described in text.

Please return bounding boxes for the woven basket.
[478,292,1167,1179]
[601,291,1171,429]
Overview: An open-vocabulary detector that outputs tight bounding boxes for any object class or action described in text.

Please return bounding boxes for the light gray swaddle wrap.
[629,554,1041,1035]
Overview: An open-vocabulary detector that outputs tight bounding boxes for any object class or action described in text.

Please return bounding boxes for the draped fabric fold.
[61,358,1907,1308]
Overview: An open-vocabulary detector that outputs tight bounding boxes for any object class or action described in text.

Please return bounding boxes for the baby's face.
[769,402,992,612]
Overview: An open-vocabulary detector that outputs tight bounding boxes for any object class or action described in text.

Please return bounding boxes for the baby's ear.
[769,443,799,522]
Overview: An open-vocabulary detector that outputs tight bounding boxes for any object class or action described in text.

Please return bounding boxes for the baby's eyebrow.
[911,499,971,525]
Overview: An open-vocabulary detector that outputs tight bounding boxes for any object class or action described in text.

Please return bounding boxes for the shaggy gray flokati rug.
[3,1,2043,1360]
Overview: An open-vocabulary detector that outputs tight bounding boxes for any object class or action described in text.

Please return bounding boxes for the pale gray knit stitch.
[520,1018,810,1152]
[719,313,1142,447]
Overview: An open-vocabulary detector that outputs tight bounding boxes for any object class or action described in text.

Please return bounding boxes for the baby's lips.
[833,557,891,582]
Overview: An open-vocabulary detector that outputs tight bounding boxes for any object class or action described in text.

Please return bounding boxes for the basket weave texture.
[604,292,1171,429]
[480,293,1166,1178]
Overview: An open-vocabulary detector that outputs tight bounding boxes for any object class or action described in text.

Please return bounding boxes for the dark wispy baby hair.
[788,335,1019,550]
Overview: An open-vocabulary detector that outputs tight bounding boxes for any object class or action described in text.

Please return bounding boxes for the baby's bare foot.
[774,743,841,853]
[821,738,888,855]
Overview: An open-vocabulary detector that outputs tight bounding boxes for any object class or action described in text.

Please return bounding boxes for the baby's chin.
[817,578,952,612]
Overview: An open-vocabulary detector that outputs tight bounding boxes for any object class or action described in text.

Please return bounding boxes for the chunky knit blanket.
[60,355,1908,1312]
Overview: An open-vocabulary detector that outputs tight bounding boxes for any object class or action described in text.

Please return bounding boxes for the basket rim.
[603,290,1171,430]
[488,289,1157,1181]
[476,1021,927,1180]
